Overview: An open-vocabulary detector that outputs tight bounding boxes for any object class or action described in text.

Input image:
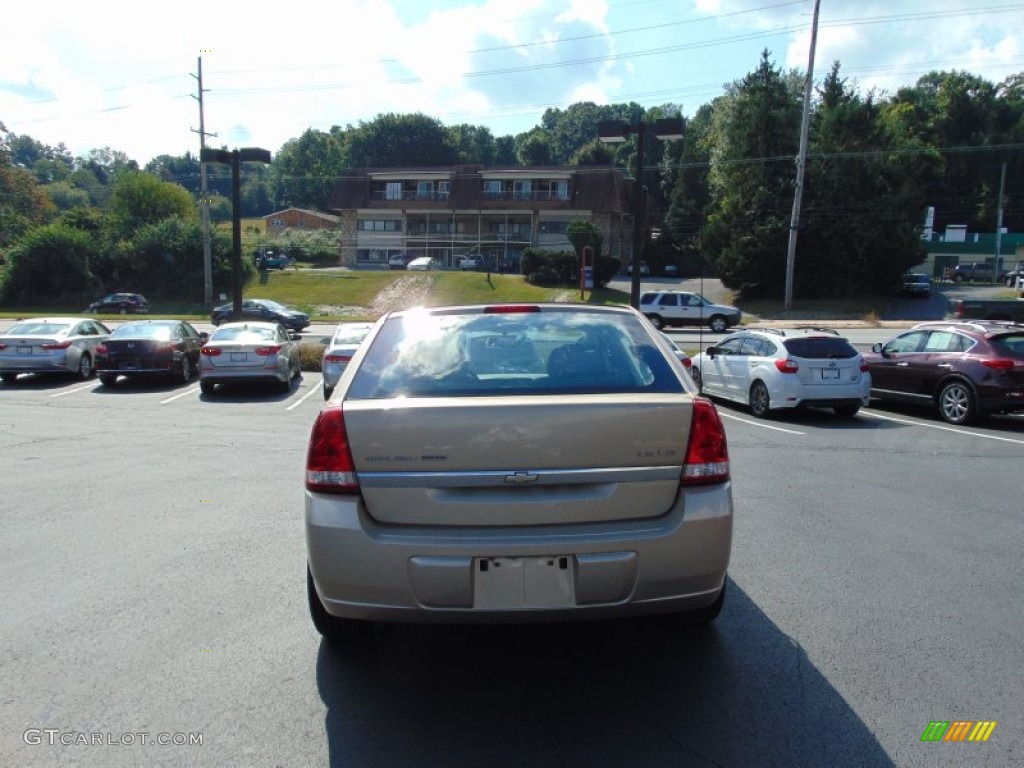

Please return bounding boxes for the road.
[0,371,1021,766]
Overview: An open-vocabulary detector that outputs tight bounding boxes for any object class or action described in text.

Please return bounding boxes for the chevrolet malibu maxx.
[305,303,733,645]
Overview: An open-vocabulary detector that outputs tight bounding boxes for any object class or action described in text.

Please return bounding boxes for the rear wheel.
[937,380,976,425]
[834,405,860,418]
[709,315,728,333]
[646,314,665,330]
[1,372,18,384]
[200,379,215,395]
[690,367,702,390]
[749,381,771,418]
[77,354,93,380]
[118,307,128,315]
[178,357,193,383]
[98,373,117,387]
[307,566,374,646]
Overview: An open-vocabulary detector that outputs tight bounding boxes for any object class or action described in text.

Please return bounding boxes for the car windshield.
[257,300,288,311]
[782,337,858,359]
[347,308,685,399]
[112,324,173,340]
[5,322,71,336]
[905,274,928,283]
[210,327,278,342]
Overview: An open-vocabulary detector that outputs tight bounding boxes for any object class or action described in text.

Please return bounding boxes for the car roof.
[910,320,1024,336]
[213,321,283,330]
[729,326,846,339]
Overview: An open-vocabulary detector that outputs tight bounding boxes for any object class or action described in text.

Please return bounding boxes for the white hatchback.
[691,328,870,418]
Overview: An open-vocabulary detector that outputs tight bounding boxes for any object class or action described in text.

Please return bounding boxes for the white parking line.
[160,387,200,404]
[861,410,1024,445]
[286,378,323,411]
[49,384,94,398]
[719,412,806,435]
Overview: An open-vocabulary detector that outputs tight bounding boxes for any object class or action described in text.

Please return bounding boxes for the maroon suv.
[864,321,1024,424]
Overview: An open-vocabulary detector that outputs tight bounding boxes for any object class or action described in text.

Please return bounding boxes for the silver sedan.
[0,317,111,383]
[198,321,301,394]
[321,322,375,400]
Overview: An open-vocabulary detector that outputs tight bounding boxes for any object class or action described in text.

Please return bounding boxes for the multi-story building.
[326,165,636,270]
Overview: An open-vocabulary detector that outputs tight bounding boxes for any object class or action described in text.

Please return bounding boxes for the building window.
[539,221,570,234]
[385,182,402,201]
[358,219,402,232]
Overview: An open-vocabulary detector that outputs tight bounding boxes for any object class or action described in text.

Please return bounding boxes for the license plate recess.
[473,556,575,609]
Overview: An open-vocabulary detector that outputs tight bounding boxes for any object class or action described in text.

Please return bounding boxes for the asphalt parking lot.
[0,368,1021,766]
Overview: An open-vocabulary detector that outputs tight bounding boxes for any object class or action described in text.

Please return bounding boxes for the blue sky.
[2,0,1023,165]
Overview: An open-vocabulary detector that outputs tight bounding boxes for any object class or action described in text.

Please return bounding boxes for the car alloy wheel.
[646,314,665,330]
[709,315,728,333]
[78,354,93,379]
[749,381,771,418]
[179,357,193,383]
[690,367,702,390]
[937,380,975,425]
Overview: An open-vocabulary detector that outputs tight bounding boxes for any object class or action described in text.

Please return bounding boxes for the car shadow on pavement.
[315,580,895,767]
[197,378,301,402]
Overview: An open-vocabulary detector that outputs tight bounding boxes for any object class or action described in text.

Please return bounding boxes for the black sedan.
[95,320,207,387]
[210,299,310,333]
[85,293,150,314]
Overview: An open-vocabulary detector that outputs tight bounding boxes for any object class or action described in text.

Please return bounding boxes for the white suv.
[639,291,741,332]
[691,327,870,418]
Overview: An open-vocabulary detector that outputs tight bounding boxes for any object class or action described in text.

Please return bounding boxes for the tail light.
[201,347,222,357]
[484,305,541,314]
[96,343,108,355]
[41,341,72,350]
[255,345,281,357]
[982,358,1017,371]
[682,398,730,486]
[954,300,966,318]
[775,358,799,373]
[324,354,352,364]
[859,358,870,373]
[682,357,692,369]
[0,344,7,350]
[306,407,359,494]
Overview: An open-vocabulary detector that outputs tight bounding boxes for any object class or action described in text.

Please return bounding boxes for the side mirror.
[706,346,717,359]
[289,332,300,341]
[199,332,210,343]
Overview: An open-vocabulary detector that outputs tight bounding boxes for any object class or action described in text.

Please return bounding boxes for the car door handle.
[937,363,954,370]
[897,362,909,367]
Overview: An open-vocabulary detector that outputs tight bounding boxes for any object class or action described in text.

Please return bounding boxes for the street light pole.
[200,147,271,315]
[598,117,683,309]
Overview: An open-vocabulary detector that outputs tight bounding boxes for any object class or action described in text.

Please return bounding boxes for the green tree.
[272,129,344,210]
[343,113,456,168]
[570,139,615,165]
[565,220,604,257]
[515,128,554,165]
[0,145,56,248]
[702,51,803,296]
[106,171,195,239]
[1,222,99,305]
[446,124,496,164]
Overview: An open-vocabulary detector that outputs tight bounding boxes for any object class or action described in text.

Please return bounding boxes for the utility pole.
[994,161,1006,283]
[191,56,217,308]
[784,0,821,311]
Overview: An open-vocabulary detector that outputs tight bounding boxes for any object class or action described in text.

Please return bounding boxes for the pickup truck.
[948,296,1024,323]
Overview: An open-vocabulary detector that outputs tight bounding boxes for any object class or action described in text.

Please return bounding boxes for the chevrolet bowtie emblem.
[504,471,539,485]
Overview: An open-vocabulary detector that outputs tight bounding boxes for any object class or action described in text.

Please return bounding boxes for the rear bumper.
[0,356,74,375]
[770,380,870,410]
[305,483,733,623]
[199,367,289,384]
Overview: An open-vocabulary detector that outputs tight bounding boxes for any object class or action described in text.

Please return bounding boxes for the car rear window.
[347,309,685,399]
[6,322,71,335]
[211,327,278,342]
[113,324,173,340]
[782,337,859,359]
[990,333,1024,357]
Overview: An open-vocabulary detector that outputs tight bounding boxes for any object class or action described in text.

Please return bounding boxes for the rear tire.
[646,314,665,330]
[937,379,976,425]
[749,381,771,418]
[178,357,193,383]
[690,367,702,390]
[98,373,117,387]
[77,354,94,380]
[834,405,860,418]
[307,565,374,646]
[709,315,728,333]
[200,379,215,395]
[118,307,128,315]
[1,372,18,384]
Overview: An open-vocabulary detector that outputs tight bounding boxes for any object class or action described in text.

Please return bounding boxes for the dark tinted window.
[990,333,1024,357]
[783,337,858,359]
